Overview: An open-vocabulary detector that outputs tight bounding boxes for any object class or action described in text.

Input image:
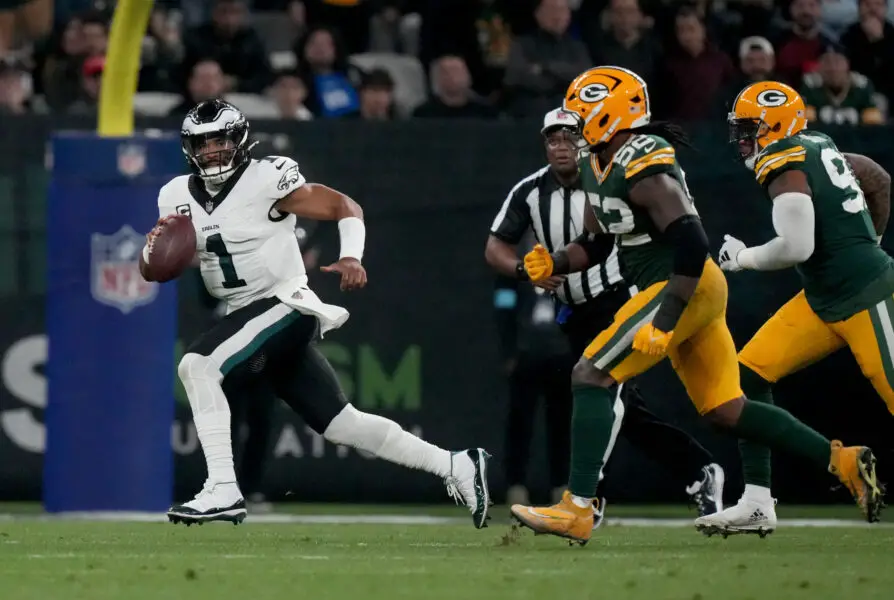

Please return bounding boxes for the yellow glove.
[632,323,674,357]
[523,244,554,282]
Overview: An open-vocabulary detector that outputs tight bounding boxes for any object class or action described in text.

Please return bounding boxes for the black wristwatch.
[515,262,529,281]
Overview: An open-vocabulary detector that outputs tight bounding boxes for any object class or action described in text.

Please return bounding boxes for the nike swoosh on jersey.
[275,160,286,170]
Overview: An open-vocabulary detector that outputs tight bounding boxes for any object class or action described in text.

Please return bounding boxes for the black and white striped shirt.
[490,166,623,306]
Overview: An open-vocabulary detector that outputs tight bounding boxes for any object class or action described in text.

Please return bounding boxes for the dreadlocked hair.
[623,121,695,149]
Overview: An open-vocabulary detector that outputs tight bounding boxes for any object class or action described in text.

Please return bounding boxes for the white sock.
[323,405,452,478]
[178,353,237,483]
[571,494,592,508]
[744,484,772,503]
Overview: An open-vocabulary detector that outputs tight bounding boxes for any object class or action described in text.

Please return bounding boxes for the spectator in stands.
[139,7,185,93]
[419,0,488,95]
[271,71,313,120]
[81,11,108,58]
[725,0,776,39]
[413,54,497,118]
[368,0,423,55]
[295,25,361,117]
[775,0,836,86]
[841,0,894,105]
[67,54,103,115]
[716,35,777,115]
[0,58,32,114]
[40,15,85,112]
[820,0,859,36]
[475,0,514,99]
[286,0,309,44]
[300,0,371,55]
[503,0,590,118]
[800,43,885,125]
[0,0,51,53]
[660,5,735,121]
[356,68,395,121]
[587,0,660,90]
[168,59,226,117]
[182,0,273,94]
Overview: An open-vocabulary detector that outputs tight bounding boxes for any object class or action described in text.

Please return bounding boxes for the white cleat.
[167,480,246,526]
[592,497,607,530]
[695,495,777,538]
[445,448,492,529]
[686,463,725,517]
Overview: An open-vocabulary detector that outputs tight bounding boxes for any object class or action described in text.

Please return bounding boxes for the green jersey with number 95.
[753,130,894,321]
[579,133,697,290]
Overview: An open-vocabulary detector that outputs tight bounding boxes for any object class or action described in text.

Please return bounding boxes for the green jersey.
[579,133,696,291]
[800,72,884,126]
[754,130,894,321]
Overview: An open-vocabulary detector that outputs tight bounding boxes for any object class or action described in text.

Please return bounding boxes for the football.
[147,214,196,283]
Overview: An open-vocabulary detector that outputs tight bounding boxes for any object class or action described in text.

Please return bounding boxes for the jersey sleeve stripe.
[625,156,675,179]
[625,148,676,171]
[754,145,806,173]
[756,153,807,184]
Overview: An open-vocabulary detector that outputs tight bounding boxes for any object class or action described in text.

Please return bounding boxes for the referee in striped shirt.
[486,108,723,519]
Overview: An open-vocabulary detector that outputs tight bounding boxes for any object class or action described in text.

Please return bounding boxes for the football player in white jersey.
[139,99,492,527]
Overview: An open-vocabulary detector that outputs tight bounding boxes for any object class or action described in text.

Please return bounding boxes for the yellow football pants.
[739,290,894,414]
[583,260,743,414]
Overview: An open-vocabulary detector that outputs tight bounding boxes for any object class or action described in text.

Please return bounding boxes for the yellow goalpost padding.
[97,0,155,137]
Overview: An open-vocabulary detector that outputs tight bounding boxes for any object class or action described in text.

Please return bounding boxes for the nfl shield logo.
[117,143,147,177]
[91,225,158,314]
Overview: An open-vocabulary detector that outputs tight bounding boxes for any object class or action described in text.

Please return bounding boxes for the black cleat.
[167,498,247,526]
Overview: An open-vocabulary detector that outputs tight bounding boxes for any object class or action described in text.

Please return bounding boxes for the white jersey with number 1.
[157,156,307,313]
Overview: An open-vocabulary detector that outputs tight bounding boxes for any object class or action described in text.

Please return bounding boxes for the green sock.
[568,385,618,498]
[738,365,774,488]
[733,387,830,469]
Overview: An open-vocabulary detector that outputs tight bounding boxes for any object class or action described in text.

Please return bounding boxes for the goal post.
[97,0,155,137]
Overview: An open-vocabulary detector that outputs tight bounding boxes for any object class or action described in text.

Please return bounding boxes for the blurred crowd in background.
[0,0,892,124]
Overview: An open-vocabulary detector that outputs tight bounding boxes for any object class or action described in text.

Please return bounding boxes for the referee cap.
[541,107,578,135]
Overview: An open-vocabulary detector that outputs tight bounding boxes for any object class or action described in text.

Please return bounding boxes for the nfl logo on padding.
[91,225,157,314]
[117,143,146,177]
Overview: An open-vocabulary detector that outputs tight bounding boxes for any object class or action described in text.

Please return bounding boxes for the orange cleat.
[510,490,595,546]
[828,440,885,523]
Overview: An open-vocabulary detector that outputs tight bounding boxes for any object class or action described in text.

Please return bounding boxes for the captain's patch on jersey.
[278,165,303,192]
[176,204,192,219]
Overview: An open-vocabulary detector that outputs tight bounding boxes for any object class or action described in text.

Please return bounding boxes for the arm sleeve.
[737,192,815,270]
[490,182,533,244]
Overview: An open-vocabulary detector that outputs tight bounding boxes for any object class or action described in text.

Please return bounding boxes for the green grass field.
[1,504,891,600]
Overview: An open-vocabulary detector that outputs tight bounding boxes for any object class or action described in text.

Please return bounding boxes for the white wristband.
[338,217,365,261]
[142,244,151,263]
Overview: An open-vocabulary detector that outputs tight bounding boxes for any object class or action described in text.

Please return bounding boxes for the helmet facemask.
[182,128,247,186]
[728,115,771,169]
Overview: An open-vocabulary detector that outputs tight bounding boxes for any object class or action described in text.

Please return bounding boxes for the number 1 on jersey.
[206,233,247,289]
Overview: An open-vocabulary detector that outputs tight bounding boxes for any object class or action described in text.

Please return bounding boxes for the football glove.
[524,244,554,282]
[718,234,746,272]
[632,323,674,357]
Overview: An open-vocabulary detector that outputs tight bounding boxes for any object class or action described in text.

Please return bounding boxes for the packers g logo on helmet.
[728,81,807,166]
[579,83,610,103]
[563,66,651,146]
[756,89,789,107]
